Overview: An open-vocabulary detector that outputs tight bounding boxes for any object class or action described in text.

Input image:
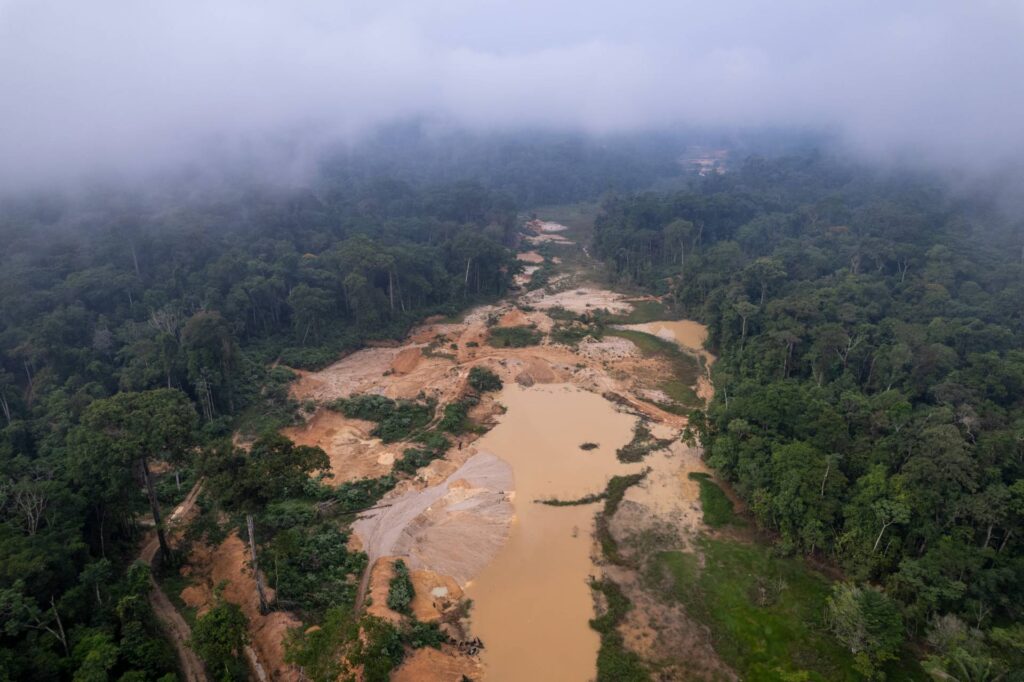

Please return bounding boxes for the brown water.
[465,384,637,682]
[622,320,708,353]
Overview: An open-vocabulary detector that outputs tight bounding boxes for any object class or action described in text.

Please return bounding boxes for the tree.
[204,434,329,612]
[190,584,249,681]
[70,389,196,563]
[826,583,904,678]
[181,311,237,418]
[468,366,502,393]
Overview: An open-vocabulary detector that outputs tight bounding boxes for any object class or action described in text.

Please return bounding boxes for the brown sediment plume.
[465,384,638,682]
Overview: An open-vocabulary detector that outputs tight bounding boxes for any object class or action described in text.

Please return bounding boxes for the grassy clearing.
[648,538,925,681]
[603,329,701,409]
[687,472,743,528]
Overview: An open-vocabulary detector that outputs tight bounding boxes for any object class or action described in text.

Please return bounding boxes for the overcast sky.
[1,0,1022,187]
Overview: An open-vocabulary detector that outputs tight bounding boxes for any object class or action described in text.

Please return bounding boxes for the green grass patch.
[648,538,925,681]
[687,472,743,528]
[616,421,673,463]
[589,578,650,681]
[487,325,543,347]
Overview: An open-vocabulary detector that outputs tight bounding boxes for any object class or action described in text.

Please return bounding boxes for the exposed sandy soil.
[353,452,514,585]
[525,219,569,233]
[520,286,634,314]
[282,410,396,482]
[513,265,539,288]
[390,346,424,374]
[525,233,574,245]
[181,533,300,681]
[392,646,481,682]
[516,250,545,263]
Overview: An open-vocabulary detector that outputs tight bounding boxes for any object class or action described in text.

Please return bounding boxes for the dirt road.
[139,481,209,682]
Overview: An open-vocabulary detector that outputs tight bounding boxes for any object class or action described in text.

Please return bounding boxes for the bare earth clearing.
[171,219,729,679]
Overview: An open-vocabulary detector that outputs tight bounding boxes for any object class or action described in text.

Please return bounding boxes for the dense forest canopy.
[593,153,1024,675]
[3,134,1024,678]
[0,132,711,679]
[0,172,528,679]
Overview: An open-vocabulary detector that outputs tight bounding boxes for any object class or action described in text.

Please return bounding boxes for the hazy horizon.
[1,0,1022,189]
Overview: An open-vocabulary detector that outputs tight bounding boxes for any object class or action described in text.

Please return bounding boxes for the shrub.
[331,395,434,442]
[190,589,250,681]
[438,400,473,434]
[387,560,415,615]
[487,325,542,347]
[402,621,449,649]
[468,366,503,393]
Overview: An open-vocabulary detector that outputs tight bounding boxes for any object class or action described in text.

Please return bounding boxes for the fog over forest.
[1,0,1023,188]
[4,3,1024,682]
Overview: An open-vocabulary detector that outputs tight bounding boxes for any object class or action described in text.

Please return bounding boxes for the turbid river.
[465,384,639,681]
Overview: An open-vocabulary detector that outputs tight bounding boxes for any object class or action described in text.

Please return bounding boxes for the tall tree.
[204,433,329,612]
[69,389,196,563]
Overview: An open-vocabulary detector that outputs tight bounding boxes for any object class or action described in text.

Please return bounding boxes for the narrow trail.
[139,480,209,682]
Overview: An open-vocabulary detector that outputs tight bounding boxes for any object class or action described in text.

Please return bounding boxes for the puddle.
[465,384,637,681]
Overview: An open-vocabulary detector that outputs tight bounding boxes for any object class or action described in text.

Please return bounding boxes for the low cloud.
[1,0,1022,187]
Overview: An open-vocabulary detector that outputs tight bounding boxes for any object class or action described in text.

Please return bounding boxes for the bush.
[190,590,250,681]
[402,621,449,649]
[266,525,367,616]
[468,366,503,393]
[487,325,542,347]
[387,560,415,615]
[439,399,474,434]
[331,395,434,442]
[352,617,405,682]
[333,475,397,513]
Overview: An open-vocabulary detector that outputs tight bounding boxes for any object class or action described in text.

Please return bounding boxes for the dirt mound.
[410,569,463,622]
[577,336,639,361]
[516,250,544,263]
[391,646,480,682]
[497,308,529,328]
[365,558,405,624]
[290,347,402,401]
[281,410,395,483]
[509,356,559,384]
[390,346,423,375]
[182,534,301,681]
[352,452,514,585]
